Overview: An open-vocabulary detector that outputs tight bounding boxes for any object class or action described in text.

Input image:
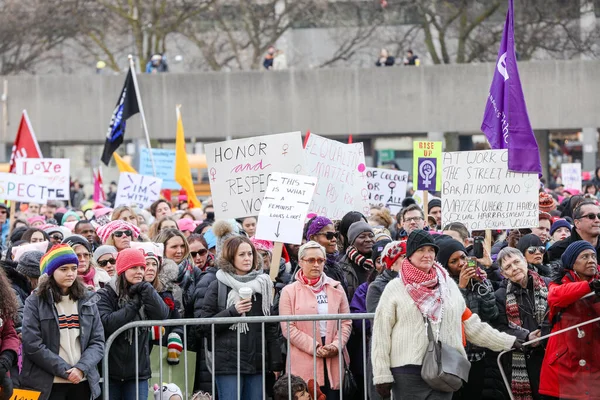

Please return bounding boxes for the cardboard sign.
[303,134,370,219]
[413,141,442,191]
[442,149,539,230]
[255,172,317,245]
[15,158,70,200]
[205,132,304,219]
[114,173,163,209]
[0,172,64,203]
[366,167,408,215]
[561,163,582,192]
[412,190,440,209]
[9,389,41,400]
[139,148,179,189]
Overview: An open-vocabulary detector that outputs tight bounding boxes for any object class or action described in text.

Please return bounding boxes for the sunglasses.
[190,249,208,258]
[50,234,63,241]
[316,231,339,241]
[526,246,546,255]
[98,258,116,267]
[577,213,600,220]
[301,257,326,265]
[113,230,133,238]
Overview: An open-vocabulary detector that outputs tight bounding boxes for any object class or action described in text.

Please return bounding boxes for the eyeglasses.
[190,249,208,258]
[50,234,63,241]
[76,253,91,259]
[98,258,116,267]
[315,231,339,241]
[576,213,600,221]
[526,246,546,255]
[113,230,133,238]
[405,216,424,223]
[301,257,325,265]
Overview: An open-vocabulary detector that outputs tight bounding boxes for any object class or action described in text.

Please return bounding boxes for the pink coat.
[279,278,352,389]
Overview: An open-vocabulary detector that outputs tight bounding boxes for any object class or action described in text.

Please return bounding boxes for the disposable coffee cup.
[239,287,253,300]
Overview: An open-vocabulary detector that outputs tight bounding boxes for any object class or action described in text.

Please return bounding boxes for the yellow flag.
[175,106,201,209]
[113,152,137,173]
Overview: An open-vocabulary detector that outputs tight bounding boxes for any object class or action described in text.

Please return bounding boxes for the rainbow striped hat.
[40,244,79,276]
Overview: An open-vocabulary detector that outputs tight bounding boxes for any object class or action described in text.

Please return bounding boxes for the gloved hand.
[376,383,393,398]
[0,351,15,377]
[128,294,143,310]
[589,279,600,295]
[512,339,523,351]
[138,281,154,296]
[128,282,144,297]
[0,374,14,400]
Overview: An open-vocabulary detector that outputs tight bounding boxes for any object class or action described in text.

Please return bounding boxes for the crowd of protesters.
[0,184,599,400]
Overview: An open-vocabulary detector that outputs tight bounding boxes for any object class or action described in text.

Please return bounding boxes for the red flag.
[348,135,353,144]
[9,110,43,172]
[93,168,106,203]
[303,130,311,149]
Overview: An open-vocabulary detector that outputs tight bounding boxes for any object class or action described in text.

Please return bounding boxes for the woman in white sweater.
[371,230,519,400]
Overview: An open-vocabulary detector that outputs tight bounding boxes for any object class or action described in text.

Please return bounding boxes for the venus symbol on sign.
[209,168,217,182]
[294,165,302,174]
[361,188,368,201]
[388,181,396,195]
[282,144,289,155]
[221,202,228,213]
[419,160,435,189]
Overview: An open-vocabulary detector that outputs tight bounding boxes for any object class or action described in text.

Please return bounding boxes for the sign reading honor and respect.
[15,158,70,200]
[413,141,442,191]
[255,172,317,244]
[303,134,370,219]
[561,163,582,192]
[205,132,304,219]
[366,167,408,215]
[441,149,539,230]
[114,173,163,209]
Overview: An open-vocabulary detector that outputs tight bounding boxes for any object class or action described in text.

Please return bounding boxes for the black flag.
[101,68,140,165]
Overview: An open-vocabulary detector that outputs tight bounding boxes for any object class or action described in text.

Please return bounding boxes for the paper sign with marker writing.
[441,149,539,230]
[413,141,442,191]
[413,190,440,209]
[303,134,370,219]
[139,148,179,189]
[0,172,62,203]
[115,173,163,209]
[10,388,41,400]
[255,172,317,245]
[366,168,408,215]
[15,158,70,200]
[561,163,582,192]
[205,132,304,219]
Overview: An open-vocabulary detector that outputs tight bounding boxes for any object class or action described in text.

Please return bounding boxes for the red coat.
[539,271,600,399]
[0,317,20,374]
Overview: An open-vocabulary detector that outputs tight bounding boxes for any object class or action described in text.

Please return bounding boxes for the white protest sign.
[204,132,304,219]
[15,158,70,200]
[0,173,60,203]
[115,173,163,209]
[366,168,408,215]
[303,134,369,219]
[413,190,440,209]
[255,172,317,245]
[561,163,582,192]
[442,149,539,231]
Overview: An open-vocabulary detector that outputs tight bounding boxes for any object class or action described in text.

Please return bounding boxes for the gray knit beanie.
[17,250,44,279]
[348,221,374,245]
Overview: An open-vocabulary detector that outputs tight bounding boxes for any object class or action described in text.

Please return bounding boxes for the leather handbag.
[343,362,358,397]
[421,318,471,392]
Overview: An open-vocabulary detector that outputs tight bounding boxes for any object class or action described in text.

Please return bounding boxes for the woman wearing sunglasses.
[188,234,213,271]
[94,245,118,277]
[97,220,141,253]
[517,234,552,278]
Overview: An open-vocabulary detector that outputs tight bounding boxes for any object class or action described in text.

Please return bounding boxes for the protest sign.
[255,172,317,245]
[442,149,539,230]
[10,388,41,400]
[15,158,70,200]
[561,163,582,192]
[205,132,304,219]
[303,133,369,219]
[412,190,440,209]
[0,173,61,203]
[366,167,408,215]
[114,173,163,209]
[413,141,442,191]
[139,148,179,189]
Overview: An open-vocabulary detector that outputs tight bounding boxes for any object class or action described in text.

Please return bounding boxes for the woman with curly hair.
[0,268,19,399]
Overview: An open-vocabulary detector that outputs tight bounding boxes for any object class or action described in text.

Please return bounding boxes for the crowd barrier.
[102,313,375,400]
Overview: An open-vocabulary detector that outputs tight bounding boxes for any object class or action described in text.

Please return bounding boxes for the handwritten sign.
[115,173,163,209]
[255,172,317,244]
[139,148,179,189]
[413,141,442,191]
[366,167,408,215]
[561,163,582,192]
[442,149,539,230]
[15,158,69,200]
[0,173,64,203]
[9,389,41,400]
[303,134,369,219]
[413,190,440,209]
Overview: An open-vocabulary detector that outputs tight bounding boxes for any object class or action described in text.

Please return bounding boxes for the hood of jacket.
[94,267,112,285]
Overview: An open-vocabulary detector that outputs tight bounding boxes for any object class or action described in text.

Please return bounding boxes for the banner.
[139,148,179,189]
[413,141,442,191]
[441,149,539,230]
[15,158,69,200]
[115,172,163,209]
[205,132,304,219]
[9,110,43,173]
[303,133,369,219]
[561,163,582,192]
[366,167,408,215]
[0,173,62,203]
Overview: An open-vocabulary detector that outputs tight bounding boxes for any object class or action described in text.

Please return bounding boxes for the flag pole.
[1,80,7,163]
[127,55,157,177]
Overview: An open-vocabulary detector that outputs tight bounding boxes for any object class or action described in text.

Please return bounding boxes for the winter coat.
[0,316,19,365]
[192,266,218,393]
[528,262,552,278]
[279,278,352,390]
[349,282,370,379]
[366,269,398,313]
[200,268,283,375]
[97,278,169,382]
[20,291,104,400]
[547,227,600,263]
[539,272,600,399]
[339,254,374,302]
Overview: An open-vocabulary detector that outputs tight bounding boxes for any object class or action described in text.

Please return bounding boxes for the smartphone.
[467,258,477,269]
[473,237,484,259]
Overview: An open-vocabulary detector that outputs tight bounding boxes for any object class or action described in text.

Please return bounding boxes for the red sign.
[9,110,43,172]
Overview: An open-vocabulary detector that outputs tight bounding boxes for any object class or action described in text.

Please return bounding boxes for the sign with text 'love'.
[366,167,408,215]
[114,173,163,209]
[255,172,317,245]
[15,158,70,200]
[205,132,304,219]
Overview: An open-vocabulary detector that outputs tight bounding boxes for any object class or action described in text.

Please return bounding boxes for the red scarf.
[296,269,326,293]
[400,258,446,322]
[80,267,96,288]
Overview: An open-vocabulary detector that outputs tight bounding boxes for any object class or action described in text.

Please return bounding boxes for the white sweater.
[371,276,516,385]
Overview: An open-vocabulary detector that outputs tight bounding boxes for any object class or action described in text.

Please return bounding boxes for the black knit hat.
[516,234,543,257]
[16,250,44,279]
[428,199,442,211]
[434,235,466,269]
[372,239,392,264]
[62,234,92,253]
[406,229,439,259]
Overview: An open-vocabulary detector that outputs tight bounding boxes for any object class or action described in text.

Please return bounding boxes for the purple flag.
[481,0,541,175]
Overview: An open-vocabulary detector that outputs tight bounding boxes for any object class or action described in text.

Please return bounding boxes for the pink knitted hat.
[96,220,140,243]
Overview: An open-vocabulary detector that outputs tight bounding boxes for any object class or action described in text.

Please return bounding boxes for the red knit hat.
[116,248,146,276]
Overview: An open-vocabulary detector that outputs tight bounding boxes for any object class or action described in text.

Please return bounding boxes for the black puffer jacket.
[97,278,169,381]
[192,266,218,393]
[365,269,398,313]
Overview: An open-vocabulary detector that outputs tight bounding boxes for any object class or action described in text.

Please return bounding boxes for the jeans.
[215,374,263,400]
[108,378,149,400]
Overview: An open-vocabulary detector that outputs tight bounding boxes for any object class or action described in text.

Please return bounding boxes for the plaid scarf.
[400,258,448,323]
[296,269,327,293]
[346,245,374,271]
[505,270,548,400]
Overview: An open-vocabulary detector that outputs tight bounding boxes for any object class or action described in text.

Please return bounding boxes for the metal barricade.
[102,313,374,400]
